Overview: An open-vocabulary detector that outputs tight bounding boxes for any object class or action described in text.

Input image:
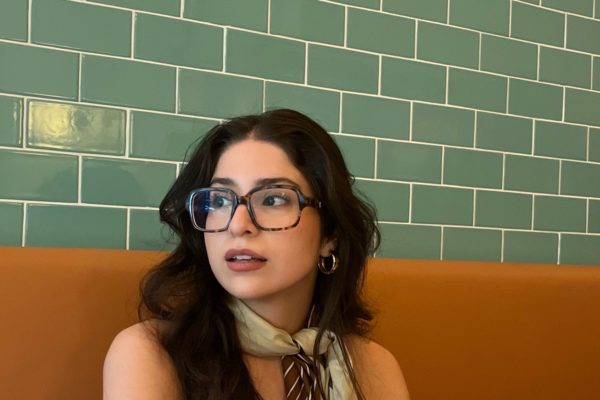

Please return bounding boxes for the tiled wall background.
[1,0,600,265]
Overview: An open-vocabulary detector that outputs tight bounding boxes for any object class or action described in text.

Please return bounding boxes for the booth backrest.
[1,246,599,400]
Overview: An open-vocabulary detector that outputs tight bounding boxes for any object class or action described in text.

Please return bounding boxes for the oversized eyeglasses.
[186,184,322,232]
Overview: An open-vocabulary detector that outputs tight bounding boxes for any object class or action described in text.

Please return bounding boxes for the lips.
[225,248,267,272]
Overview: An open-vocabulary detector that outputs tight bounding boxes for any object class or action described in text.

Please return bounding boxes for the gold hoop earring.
[318,254,339,275]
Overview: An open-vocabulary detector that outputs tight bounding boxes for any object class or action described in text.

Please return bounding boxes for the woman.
[103,109,409,399]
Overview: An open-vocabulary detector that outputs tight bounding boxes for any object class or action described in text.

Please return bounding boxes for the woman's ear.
[319,236,338,257]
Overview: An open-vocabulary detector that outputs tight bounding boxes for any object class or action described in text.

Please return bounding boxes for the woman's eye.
[262,195,289,207]
[209,195,232,209]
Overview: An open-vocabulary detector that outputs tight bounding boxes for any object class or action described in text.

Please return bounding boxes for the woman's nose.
[227,203,258,236]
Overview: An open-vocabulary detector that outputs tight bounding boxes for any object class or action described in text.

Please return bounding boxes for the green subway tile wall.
[0,0,598,265]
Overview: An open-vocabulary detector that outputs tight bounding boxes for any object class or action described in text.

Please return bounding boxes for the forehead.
[212,139,312,193]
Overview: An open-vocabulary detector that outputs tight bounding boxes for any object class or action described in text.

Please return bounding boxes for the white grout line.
[414,20,419,60]
[561,87,566,121]
[441,146,446,184]
[267,0,271,34]
[506,77,511,113]
[500,229,505,262]
[587,127,591,161]
[0,199,158,210]
[446,0,450,23]
[373,138,378,178]
[130,12,135,59]
[262,80,266,111]
[408,184,413,223]
[77,156,83,203]
[477,33,482,70]
[531,195,536,229]
[78,54,83,101]
[125,208,131,250]
[531,119,536,155]
[338,93,343,133]
[472,110,477,147]
[563,14,568,48]
[27,0,32,43]
[304,43,309,85]
[124,109,131,157]
[501,153,506,189]
[509,0,513,36]
[586,198,590,233]
[472,190,477,226]
[175,68,180,113]
[558,159,563,194]
[344,6,348,48]
[590,56,594,90]
[222,28,228,72]
[21,202,27,246]
[21,98,28,149]
[408,102,414,141]
[377,55,382,95]
[536,45,541,81]
[445,67,449,104]
[180,0,184,18]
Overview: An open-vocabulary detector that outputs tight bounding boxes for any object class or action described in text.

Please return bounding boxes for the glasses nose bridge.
[230,192,256,221]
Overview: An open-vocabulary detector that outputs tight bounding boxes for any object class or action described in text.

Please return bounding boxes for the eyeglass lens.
[191,187,301,231]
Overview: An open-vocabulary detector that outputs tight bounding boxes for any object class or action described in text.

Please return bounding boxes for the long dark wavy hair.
[139,108,380,399]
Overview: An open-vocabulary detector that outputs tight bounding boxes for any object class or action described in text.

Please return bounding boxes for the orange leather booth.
[1,246,599,400]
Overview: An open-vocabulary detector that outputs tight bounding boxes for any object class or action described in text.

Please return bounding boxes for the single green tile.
[504,155,559,194]
[383,0,448,23]
[0,42,78,99]
[594,58,600,90]
[342,94,409,139]
[26,204,126,248]
[27,100,125,155]
[476,112,532,154]
[308,45,378,94]
[476,191,532,229]
[81,157,176,207]
[535,121,587,160]
[567,15,600,55]
[179,70,262,119]
[443,148,502,188]
[503,231,558,264]
[378,223,441,259]
[31,0,131,56]
[270,0,344,45]
[442,227,502,262]
[417,22,479,68]
[81,56,175,112]
[129,209,177,251]
[184,0,267,31]
[0,95,22,146]
[227,30,304,82]
[448,68,507,113]
[129,112,213,161]
[412,185,473,225]
[265,82,339,132]
[377,141,442,183]
[449,0,510,35]
[0,150,77,201]
[91,0,179,15]
[335,0,379,9]
[561,234,600,265]
[542,0,594,16]
[135,14,222,70]
[508,78,563,120]
[539,47,591,89]
[0,0,28,41]
[511,2,565,47]
[347,8,415,57]
[381,57,446,103]
[589,200,600,233]
[332,135,375,178]
[565,88,600,126]
[561,161,600,198]
[353,180,410,222]
[590,128,600,162]
[480,35,537,79]
[412,103,474,146]
[534,195,587,232]
[0,202,23,246]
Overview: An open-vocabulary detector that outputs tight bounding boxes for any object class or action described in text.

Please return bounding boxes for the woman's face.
[204,138,334,305]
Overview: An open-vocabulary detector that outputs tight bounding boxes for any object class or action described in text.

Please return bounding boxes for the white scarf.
[229,298,358,399]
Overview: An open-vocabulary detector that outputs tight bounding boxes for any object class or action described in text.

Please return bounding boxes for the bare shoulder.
[345,335,410,400]
[103,320,183,400]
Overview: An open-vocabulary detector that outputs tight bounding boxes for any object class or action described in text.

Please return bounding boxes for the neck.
[240,273,317,334]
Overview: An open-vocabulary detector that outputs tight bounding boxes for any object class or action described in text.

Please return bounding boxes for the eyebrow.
[209,177,302,189]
